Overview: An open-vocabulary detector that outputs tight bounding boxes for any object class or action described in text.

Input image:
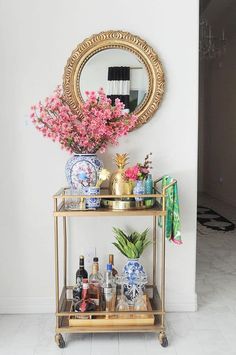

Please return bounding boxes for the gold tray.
[69,295,154,327]
[101,198,155,210]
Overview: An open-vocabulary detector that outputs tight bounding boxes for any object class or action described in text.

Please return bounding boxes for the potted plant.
[30,87,137,190]
[112,227,151,303]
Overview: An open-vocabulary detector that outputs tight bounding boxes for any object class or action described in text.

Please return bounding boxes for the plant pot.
[83,186,101,209]
[65,154,103,190]
[122,259,147,304]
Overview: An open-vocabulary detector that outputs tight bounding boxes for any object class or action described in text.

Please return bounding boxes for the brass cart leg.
[159,202,168,347]
[54,206,65,348]
[152,216,157,287]
[63,216,67,288]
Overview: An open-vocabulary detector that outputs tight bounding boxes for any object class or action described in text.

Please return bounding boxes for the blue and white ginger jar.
[65,154,103,190]
[123,259,147,304]
[83,186,101,209]
[133,180,145,201]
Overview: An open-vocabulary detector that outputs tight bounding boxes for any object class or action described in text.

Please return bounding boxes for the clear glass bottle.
[101,264,116,312]
[89,257,103,307]
[109,254,118,277]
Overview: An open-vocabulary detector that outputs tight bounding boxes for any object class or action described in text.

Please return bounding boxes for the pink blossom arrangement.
[124,153,152,181]
[30,87,138,154]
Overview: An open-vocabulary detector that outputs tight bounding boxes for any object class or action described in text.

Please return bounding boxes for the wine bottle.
[73,278,82,301]
[76,255,88,284]
[109,254,118,277]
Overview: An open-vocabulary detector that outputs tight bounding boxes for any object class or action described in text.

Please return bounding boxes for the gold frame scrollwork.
[63,30,165,129]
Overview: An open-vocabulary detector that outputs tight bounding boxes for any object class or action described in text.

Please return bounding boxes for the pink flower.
[30,86,138,154]
[124,165,140,181]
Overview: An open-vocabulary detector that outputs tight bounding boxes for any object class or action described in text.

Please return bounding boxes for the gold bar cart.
[53,178,176,348]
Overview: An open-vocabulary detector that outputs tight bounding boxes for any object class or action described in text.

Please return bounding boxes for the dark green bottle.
[76,255,88,283]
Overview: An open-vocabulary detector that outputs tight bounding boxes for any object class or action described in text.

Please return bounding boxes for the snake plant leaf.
[114,238,133,258]
[130,232,139,244]
[113,227,128,240]
[112,242,128,257]
[113,227,151,259]
[126,239,139,258]
[134,240,143,257]
[115,235,128,249]
[140,228,149,241]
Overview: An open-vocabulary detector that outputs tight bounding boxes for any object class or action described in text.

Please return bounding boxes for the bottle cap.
[106,263,112,271]
[93,257,99,262]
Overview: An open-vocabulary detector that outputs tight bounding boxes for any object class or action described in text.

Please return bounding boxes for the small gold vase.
[109,154,133,196]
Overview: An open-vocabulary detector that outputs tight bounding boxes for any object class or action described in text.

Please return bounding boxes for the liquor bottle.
[76,255,88,284]
[89,257,103,306]
[74,279,96,316]
[108,254,118,277]
[101,264,116,312]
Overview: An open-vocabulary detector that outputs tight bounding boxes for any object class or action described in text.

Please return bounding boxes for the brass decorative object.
[109,153,133,196]
[101,198,155,210]
[63,30,165,129]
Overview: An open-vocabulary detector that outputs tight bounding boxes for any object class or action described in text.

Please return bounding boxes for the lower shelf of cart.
[57,285,163,332]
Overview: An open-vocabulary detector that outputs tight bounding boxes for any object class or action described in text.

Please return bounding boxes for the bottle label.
[76,276,82,285]
[90,298,99,306]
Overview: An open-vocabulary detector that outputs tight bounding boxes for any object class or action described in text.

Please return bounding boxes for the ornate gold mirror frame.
[63,30,165,129]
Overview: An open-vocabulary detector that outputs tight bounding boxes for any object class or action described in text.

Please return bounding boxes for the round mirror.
[63,30,165,128]
[79,48,149,113]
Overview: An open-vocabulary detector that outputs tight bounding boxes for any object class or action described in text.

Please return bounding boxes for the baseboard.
[0,293,197,314]
[0,297,55,314]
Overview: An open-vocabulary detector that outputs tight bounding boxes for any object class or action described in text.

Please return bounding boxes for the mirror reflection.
[79,48,148,113]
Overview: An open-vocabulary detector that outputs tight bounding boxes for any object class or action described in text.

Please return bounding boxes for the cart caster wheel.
[55,333,65,348]
[159,332,168,348]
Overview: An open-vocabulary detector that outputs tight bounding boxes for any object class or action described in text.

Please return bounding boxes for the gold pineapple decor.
[109,153,133,196]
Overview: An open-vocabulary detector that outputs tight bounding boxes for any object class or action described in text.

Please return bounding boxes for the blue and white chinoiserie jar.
[83,186,101,209]
[65,154,103,190]
[133,180,145,202]
[123,259,147,304]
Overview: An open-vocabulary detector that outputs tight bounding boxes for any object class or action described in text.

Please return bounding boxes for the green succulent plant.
[112,227,151,259]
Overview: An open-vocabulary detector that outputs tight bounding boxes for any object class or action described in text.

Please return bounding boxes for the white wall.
[0,0,199,313]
